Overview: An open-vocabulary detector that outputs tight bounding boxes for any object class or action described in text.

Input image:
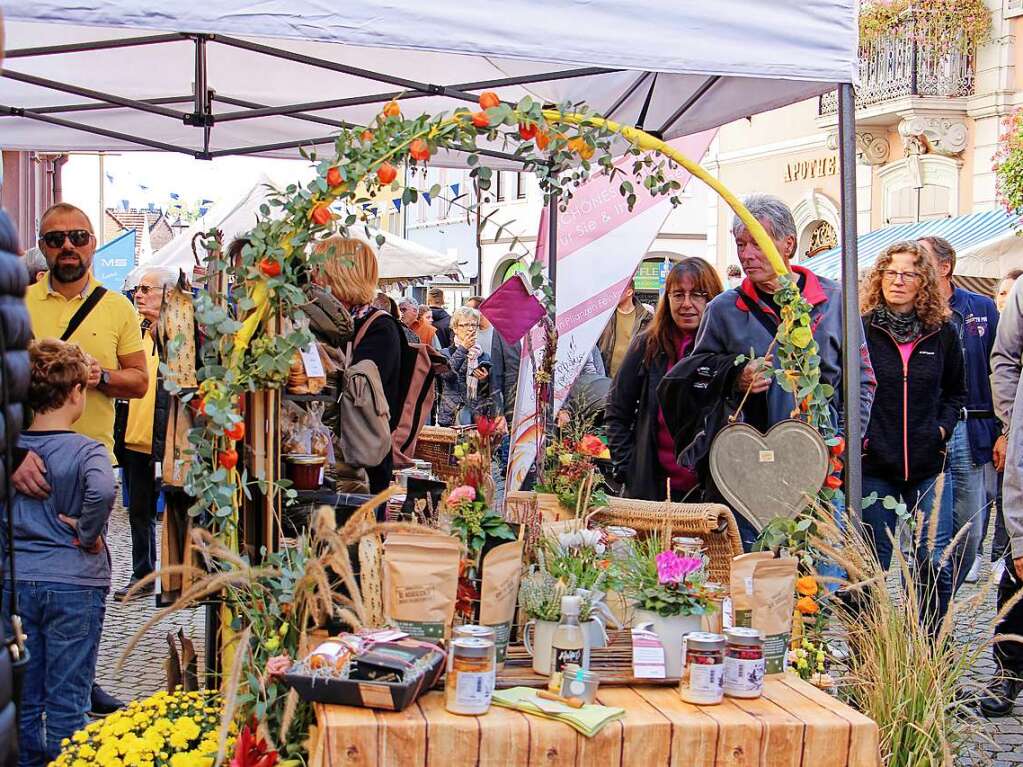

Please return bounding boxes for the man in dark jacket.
[692,194,874,438]
[427,287,453,349]
[919,235,1000,589]
[596,284,652,379]
[0,208,31,766]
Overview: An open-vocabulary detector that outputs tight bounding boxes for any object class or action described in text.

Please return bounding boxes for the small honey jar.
[445,637,496,715]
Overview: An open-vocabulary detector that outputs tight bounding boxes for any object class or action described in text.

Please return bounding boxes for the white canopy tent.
[125,175,462,286]
[0,1,866,507]
[1,1,856,164]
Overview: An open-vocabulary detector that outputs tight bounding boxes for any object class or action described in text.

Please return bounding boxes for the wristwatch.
[99,370,111,388]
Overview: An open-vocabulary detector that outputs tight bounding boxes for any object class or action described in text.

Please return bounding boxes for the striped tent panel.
[808,210,1017,281]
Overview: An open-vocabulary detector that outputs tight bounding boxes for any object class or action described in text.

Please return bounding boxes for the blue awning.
[809,209,1017,280]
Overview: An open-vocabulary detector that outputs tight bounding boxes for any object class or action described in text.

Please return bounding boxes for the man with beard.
[13,202,148,716]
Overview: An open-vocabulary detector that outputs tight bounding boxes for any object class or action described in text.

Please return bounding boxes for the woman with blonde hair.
[860,239,966,636]
[315,237,402,492]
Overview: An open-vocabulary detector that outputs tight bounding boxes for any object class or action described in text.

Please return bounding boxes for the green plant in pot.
[518,551,610,676]
[620,534,715,678]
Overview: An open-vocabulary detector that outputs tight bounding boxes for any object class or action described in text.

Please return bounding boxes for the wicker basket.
[590,498,743,585]
[413,425,462,483]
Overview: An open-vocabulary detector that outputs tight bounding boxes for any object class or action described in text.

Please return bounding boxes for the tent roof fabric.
[1,1,857,164]
[808,210,1018,281]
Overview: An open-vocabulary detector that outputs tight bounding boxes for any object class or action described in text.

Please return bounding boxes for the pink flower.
[655,551,704,585]
[265,654,292,680]
[447,485,477,506]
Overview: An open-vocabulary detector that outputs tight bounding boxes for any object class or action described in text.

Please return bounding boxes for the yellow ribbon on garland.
[542,110,790,279]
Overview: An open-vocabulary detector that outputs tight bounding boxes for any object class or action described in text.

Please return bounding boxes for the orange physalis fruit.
[326,166,342,188]
[471,111,490,129]
[409,139,431,162]
[478,91,500,109]
[225,422,245,441]
[360,129,374,143]
[535,130,550,150]
[258,258,281,278]
[377,162,397,185]
[218,449,238,471]
[796,596,819,615]
[310,204,332,226]
[518,122,537,140]
[382,100,401,118]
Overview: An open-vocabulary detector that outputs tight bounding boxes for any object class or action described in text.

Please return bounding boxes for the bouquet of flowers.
[620,535,715,618]
[535,432,609,513]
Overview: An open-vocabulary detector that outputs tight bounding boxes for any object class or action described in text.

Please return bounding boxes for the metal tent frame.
[1,30,862,517]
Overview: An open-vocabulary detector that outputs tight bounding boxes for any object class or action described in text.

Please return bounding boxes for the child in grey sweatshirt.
[2,340,115,765]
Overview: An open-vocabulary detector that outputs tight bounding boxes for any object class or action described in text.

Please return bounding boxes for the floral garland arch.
[181,94,839,533]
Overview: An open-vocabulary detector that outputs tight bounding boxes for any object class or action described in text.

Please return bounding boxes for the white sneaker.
[965,558,982,584]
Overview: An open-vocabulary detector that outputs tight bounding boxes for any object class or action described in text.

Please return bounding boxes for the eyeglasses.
[881,269,921,284]
[668,289,711,304]
[456,321,479,329]
[40,229,93,249]
[135,284,155,295]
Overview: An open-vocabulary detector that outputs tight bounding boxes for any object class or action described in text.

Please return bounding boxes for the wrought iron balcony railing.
[819,19,975,116]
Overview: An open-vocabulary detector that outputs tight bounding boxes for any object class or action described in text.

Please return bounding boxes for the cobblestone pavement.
[94,490,206,704]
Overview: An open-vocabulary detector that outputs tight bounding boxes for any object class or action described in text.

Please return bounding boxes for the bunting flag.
[392,198,402,212]
[506,130,717,491]
[198,206,209,216]
[422,192,432,205]
[200,198,214,205]
[105,172,115,184]
[169,192,180,200]
[93,229,136,291]
[138,184,149,191]
[450,183,460,197]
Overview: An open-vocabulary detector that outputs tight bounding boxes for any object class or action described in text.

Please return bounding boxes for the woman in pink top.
[605,258,723,501]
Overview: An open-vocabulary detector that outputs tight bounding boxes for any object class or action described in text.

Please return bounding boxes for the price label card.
[631,627,666,679]
[300,344,326,378]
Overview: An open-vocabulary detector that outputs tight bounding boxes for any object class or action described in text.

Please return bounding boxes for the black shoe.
[113,580,155,602]
[979,676,1023,717]
[89,684,125,717]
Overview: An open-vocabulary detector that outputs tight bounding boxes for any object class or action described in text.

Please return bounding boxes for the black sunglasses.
[40,229,92,249]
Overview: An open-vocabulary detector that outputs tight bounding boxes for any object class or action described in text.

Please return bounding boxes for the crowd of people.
[3,190,1023,763]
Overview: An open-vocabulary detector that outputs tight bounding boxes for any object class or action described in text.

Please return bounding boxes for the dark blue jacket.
[949,287,1000,464]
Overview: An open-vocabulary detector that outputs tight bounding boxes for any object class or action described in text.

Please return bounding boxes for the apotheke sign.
[784,155,837,183]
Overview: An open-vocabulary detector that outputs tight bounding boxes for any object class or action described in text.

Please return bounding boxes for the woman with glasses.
[861,240,965,636]
[605,258,723,501]
[438,306,491,426]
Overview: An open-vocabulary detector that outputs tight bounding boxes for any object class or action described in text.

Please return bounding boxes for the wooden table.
[310,676,880,767]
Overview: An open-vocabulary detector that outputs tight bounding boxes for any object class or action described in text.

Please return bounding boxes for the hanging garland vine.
[176,94,831,535]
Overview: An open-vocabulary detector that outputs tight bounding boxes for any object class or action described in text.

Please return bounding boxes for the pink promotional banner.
[506,130,716,492]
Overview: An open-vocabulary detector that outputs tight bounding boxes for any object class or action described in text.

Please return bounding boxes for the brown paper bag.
[479,540,524,667]
[729,552,775,629]
[752,557,798,674]
[382,533,461,643]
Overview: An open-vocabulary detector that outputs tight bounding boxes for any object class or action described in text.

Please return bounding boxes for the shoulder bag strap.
[736,292,779,338]
[60,286,108,342]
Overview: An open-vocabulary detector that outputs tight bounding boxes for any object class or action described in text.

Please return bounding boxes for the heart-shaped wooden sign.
[708,419,829,532]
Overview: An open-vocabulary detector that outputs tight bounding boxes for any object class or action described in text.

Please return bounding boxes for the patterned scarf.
[874,303,923,344]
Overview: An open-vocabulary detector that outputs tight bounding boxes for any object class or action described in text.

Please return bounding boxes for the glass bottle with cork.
[548,595,589,693]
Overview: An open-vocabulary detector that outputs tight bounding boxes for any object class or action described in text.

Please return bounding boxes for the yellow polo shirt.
[125,333,159,454]
[26,276,145,462]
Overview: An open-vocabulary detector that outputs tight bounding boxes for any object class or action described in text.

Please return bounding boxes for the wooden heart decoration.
[708,419,829,533]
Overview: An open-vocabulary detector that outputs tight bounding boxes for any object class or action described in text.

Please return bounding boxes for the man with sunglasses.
[13,202,148,717]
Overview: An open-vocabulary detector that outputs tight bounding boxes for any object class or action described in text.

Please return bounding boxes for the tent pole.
[837,83,863,531]
[547,190,558,430]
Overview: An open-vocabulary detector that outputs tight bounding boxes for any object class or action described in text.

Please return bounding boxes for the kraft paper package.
[382,533,461,644]
[751,557,799,674]
[479,539,525,668]
[729,552,775,629]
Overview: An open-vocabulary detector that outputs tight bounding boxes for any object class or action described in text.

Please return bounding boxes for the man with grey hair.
[23,246,47,284]
[689,193,875,542]
[112,266,177,601]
